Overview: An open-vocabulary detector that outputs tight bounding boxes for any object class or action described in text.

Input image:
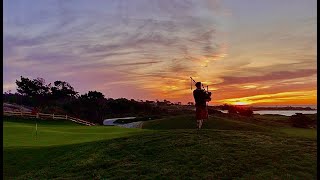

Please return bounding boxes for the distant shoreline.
[250,107,317,111]
[208,105,317,111]
[218,109,317,116]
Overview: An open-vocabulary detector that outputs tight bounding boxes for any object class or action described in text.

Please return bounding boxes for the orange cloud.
[217,90,317,105]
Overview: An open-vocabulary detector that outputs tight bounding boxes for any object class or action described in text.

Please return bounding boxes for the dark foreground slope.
[4,115,317,179]
[142,114,317,139]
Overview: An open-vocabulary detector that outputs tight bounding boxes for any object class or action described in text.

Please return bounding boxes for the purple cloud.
[218,69,317,86]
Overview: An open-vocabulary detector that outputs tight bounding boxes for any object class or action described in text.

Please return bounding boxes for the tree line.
[3,76,172,124]
[3,76,258,124]
[218,104,254,117]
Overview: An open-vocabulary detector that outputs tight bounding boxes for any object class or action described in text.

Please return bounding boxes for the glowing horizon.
[3,0,317,106]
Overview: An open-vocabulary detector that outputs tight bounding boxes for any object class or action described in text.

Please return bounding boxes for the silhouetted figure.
[193,82,209,129]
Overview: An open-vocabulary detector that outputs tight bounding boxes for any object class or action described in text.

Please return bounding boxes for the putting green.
[4,117,146,147]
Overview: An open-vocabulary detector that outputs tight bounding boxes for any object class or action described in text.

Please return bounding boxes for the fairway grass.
[4,117,145,147]
[276,128,317,140]
[143,114,317,140]
[3,116,317,179]
[142,115,270,132]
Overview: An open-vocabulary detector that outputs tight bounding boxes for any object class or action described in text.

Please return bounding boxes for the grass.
[143,114,317,139]
[142,114,271,132]
[276,128,317,139]
[4,116,144,147]
[254,113,317,126]
[3,115,317,179]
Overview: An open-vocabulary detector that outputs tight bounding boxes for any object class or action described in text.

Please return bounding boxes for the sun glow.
[218,90,317,105]
[232,101,251,105]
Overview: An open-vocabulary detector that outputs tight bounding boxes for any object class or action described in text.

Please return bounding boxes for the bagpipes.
[190,77,212,102]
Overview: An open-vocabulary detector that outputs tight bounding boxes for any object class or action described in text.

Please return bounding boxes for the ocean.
[219,110,317,116]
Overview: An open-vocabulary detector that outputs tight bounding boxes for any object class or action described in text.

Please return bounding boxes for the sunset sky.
[3,0,317,106]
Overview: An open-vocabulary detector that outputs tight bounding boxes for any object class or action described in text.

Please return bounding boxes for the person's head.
[195,82,201,89]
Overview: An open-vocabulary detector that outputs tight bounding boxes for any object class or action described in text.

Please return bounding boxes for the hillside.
[3,114,317,179]
[4,116,144,147]
[142,114,316,139]
[3,103,33,112]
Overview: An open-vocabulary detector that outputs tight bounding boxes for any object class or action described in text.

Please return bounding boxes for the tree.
[187,102,194,106]
[4,90,12,94]
[16,76,50,106]
[51,81,78,100]
[220,104,230,110]
[163,99,171,105]
[81,91,104,100]
[77,91,107,124]
[16,76,50,97]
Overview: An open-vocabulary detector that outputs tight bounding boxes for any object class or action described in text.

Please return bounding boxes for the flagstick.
[35,119,38,140]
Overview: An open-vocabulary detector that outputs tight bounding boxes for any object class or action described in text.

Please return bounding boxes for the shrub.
[228,106,238,114]
[237,108,253,117]
[290,113,314,128]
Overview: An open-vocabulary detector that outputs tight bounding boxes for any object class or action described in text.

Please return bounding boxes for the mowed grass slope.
[143,114,317,139]
[142,115,270,132]
[4,115,317,179]
[4,116,144,147]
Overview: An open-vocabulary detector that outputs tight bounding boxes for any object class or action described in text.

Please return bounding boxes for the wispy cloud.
[218,69,317,86]
[4,0,227,96]
[3,0,317,105]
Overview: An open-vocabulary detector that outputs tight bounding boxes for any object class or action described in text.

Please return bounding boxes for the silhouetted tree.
[16,76,50,97]
[220,104,230,110]
[50,81,78,100]
[16,76,50,106]
[9,76,174,124]
[81,91,104,100]
[73,91,107,124]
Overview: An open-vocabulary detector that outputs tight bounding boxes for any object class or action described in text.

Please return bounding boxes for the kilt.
[196,105,208,120]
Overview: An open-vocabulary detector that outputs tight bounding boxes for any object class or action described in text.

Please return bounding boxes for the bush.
[290,113,314,128]
[237,108,253,117]
[228,106,238,114]
[207,108,224,115]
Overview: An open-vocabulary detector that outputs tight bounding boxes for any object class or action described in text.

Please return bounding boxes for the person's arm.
[193,90,202,104]
[200,90,207,100]
[193,90,197,101]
